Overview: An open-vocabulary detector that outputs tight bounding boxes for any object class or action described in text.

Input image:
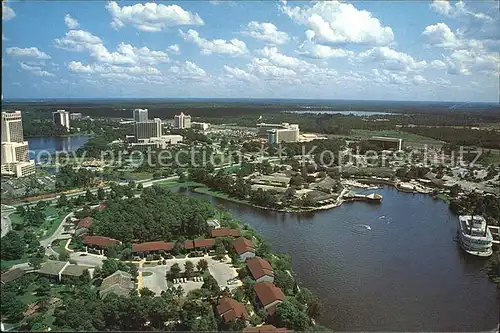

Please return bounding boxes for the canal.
[174,186,499,331]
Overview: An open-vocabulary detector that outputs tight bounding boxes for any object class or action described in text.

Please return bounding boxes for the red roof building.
[184,240,195,250]
[83,236,121,248]
[232,237,255,258]
[97,201,107,212]
[194,238,215,249]
[211,228,241,238]
[246,256,274,282]
[253,281,286,314]
[216,297,248,322]
[131,241,174,253]
[76,217,93,229]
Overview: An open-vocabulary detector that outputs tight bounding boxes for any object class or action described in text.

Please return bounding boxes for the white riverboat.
[457,215,493,257]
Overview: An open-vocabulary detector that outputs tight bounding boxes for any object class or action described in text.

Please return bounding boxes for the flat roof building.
[133,109,148,122]
[134,118,162,140]
[173,112,191,129]
[1,111,35,178]
[53,110,70,130]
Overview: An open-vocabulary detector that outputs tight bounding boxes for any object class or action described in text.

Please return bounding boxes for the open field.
[351,129,443,144]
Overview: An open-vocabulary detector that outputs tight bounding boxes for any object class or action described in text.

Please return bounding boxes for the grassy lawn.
[51,239,69,255]
[351,129,443,144]
[9,205,69,239]
[142,271,153,277]
[0,258,27,271]
[121,171,153,181]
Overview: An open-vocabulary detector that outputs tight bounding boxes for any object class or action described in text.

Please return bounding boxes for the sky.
[2,0,499,102]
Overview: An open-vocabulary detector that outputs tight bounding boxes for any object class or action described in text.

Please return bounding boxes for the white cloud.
[64,14,80,29]
[430,59,447,70]
[54,30,102,52]
[224,65,258,82]
[247,58,298,81]
[106,1,204,32]
[169,61,206,78]
[67,61,161,75]
[357,47,427,72]
[2,33,7,41]
[6,47,51,60]
[168,44,180,54]
[242,21,290,45]
[430,1,453,16]
[256,46,311,70]
[2,2,15,21]
[297,41,353,59]
[444,49,499,76]
[19,62,54,77]
[55,30,170,65]
[180,29,248,56]
[412,75,427,85]
[282,1,394,45]
[422,23,461,49]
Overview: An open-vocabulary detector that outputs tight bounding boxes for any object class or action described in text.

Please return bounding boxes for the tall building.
[69,112,83,120]
[257,122,298,137]
[134,118,162,140]
[1,110,24,142]
[133,109,148,122]
[1,111,35,178]
[53,110,70,130]
[173,112,191,129]
[267,124,299,145]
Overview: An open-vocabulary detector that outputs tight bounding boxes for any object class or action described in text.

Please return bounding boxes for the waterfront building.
[52,110,70,130]
[69,112,83,120]
[232,237,255,260]
[134,118,162,140]
[253,281,286,315]
[133,108,148,122]
[246,256,274,283]
[173,112,192,129]
[129,134,183,150]
[216,297,249,323]
[1,111,35,178]
[457,215,493,257]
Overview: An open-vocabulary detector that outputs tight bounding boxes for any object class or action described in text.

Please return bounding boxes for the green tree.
[85,189,94,202]
[137,183,143,190]
[196,259,208,272]
[97,187,106,200]
[201,274,220,297]
[184,260,195,278]
[169,263,181,279]
[275,299,310,331]
[101,259,119,277]
[1,231,25,260]
[28,256,43,270]
[0,291,27,322]
[215,243,226,259]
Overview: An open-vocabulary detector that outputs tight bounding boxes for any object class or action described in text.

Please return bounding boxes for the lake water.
[285,110,396,116]
[174,186,499,331]
[27,135,91,162]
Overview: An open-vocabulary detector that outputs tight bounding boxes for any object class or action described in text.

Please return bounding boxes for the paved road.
[69,252,106,267]
[40,212,74,259]
[1,212,13,238]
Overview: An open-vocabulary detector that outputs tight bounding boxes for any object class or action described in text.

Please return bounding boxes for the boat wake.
[352,224,372,234]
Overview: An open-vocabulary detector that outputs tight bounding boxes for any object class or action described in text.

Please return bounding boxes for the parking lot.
[141,255,240,296]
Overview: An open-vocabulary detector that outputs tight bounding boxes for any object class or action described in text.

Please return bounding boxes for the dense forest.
[92,185,214,243]
[400,126,500,149]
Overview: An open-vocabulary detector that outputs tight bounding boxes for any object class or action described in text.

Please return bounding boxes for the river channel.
[173,186,499,331]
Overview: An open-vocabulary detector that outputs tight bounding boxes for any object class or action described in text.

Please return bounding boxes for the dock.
[488,225,500,245]
[343,192,383,203]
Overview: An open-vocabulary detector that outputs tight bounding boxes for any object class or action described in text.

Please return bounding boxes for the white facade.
[133,109,148,122]
[134,118,162,140]
[53,110,70,130]
[191,122,210,131]
[1,111,24,142]
[1,111,35,178]
[70,112,83,120]
[457,215,493,257]
[173,112,192,129]
[267,124,299,144]
[239,251,256,261]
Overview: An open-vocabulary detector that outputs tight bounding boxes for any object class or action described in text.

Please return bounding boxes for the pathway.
[0,212,13,238]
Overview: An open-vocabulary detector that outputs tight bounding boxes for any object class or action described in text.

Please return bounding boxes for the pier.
[488,225,500,245]
[343,192,383,203]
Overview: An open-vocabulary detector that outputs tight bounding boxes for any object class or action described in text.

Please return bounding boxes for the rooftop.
[216,297,248,322]
[61,264,89,277]
[100,270,134,299]
[132,241,174,253]
[38,260,68,276]
[244,325,291,332]
[246,256,274,280]
[194,238,215,248]
[211,228,241,238]
[232,237,255,255]
[83,235,121,248]
[77,217,93,229]
[253,281,286,307]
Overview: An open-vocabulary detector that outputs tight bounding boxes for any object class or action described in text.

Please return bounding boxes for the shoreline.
[191,179,446,213]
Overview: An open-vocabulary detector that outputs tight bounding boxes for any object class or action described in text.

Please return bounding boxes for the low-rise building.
[194,238,216,251]
[211,228,241,238]
[253,281,286,315]
[83,235,121,254]
[191,122,210,131]
[37,260,90,282]
[216,297,249,323]
[232,237,255,260]
[131,241,174,256]
[246,256,274,283]
[100,270,135,299]
[244,325,291,332]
